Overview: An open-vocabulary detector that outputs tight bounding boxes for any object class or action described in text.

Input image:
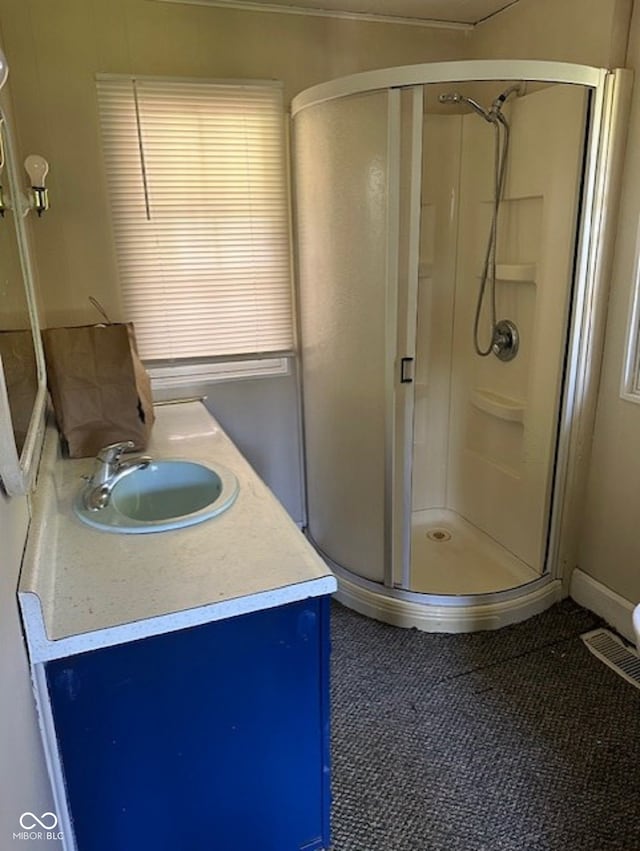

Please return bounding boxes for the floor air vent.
[581,628,640,690]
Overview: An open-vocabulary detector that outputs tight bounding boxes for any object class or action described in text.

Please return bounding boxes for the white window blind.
[96,76,294,361]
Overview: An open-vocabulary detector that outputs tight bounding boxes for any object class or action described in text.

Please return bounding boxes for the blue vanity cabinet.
[45,597,332,851]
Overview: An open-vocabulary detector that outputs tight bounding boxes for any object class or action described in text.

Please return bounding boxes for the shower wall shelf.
[471,389,526,423]
[495,263,537,282]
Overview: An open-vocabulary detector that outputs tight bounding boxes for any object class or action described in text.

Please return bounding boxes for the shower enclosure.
[292,61,629,631]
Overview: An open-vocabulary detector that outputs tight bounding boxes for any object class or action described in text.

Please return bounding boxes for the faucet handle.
[97,440,135,465]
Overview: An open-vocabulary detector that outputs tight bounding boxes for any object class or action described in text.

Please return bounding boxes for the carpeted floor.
[330,599,640,851]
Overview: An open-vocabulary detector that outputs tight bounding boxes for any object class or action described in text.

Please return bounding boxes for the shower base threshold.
[306,533,563,634]
[329,559,562,634]
[410,508,539,595]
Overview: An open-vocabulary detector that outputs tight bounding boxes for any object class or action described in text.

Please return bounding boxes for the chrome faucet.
[83,440,152,511]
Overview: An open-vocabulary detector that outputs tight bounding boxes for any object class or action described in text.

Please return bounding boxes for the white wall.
[577,2,640,607]
[470,0,632,67]
[153,367,305,523]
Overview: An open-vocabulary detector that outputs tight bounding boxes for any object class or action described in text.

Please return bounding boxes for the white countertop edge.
[19,575,337,663]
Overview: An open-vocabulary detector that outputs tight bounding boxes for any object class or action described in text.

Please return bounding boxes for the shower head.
[438,92,491,121]
[439,84,524,125]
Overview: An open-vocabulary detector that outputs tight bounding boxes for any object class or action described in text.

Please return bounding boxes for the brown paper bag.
[0,329,39,456]
[42,323,155,458]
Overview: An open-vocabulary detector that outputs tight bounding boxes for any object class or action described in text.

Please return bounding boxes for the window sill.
[147,356,292,395]
[620,388,640,406]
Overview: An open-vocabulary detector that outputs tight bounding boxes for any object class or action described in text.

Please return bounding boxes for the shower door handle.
[400,357,414,384]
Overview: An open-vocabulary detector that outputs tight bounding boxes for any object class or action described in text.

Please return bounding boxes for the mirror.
[0,99,47,496]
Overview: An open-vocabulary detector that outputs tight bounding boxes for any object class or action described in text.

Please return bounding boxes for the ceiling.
[210,0,521,26]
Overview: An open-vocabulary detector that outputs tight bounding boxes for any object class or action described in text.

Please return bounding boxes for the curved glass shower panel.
[294,90,390,582]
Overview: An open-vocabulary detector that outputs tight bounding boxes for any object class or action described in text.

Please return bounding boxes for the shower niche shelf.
[471,389,525,423]
[495,263,536,283]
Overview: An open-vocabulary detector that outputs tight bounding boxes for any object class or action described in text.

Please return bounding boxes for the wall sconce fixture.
[24,154,49,216]
[0,48,8,91]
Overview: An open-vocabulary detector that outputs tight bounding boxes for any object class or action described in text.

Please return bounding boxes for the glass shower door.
[294,89,391,583]
[294,86,421,586]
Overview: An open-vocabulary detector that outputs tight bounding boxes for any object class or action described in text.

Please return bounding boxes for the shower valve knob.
[492,319,519,362]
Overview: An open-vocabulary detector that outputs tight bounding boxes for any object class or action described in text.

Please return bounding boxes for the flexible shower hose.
[473,112,510,357]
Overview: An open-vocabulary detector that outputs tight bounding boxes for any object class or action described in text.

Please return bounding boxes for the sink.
[74,459,239,534]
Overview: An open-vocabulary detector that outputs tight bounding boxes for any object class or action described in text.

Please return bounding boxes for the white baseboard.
[570,568,636,643]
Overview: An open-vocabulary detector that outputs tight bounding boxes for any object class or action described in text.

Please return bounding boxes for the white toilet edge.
[632,604,640,650]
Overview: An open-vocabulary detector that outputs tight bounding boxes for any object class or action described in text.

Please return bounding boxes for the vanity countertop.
[19,400,336,662]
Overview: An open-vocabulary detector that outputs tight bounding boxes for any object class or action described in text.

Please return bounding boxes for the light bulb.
[24,154,49,188]
[0,49,8,90]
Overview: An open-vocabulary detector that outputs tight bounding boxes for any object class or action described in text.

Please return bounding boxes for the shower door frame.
[292,60,630,604]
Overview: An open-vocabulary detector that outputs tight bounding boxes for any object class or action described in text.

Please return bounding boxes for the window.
[96,76,294,363]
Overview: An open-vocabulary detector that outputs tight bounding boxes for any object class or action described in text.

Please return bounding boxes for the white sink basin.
[74,459,239,534]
